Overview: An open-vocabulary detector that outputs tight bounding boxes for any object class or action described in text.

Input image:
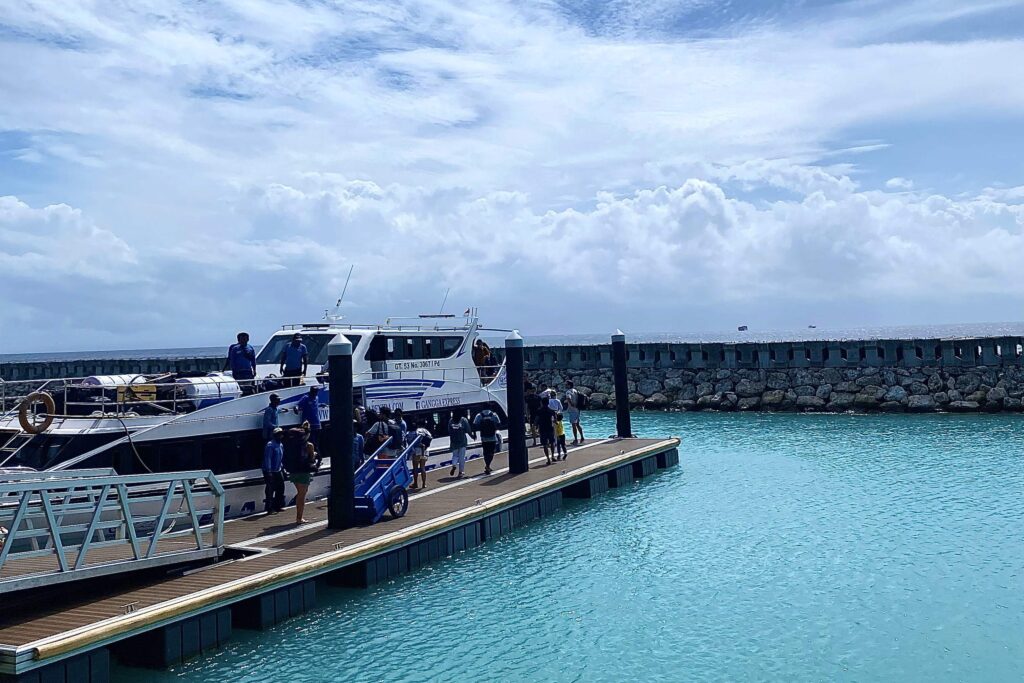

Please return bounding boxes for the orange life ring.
[18,391,55,434]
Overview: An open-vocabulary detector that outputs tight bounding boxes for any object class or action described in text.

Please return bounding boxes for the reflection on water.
[116,412,1024,683]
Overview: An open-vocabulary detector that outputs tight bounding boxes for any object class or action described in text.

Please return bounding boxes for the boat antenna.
[439,287,451,314]
[325,265,354,321]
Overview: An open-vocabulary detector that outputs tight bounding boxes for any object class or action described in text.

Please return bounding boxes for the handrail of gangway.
[0,469,226,592]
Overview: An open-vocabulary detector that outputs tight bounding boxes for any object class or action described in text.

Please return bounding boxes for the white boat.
[0,312,509,520]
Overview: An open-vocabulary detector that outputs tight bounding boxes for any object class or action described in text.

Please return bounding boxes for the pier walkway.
[0,437,679,682]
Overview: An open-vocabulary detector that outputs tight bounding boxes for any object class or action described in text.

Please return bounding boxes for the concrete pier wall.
[3,336,1024,413]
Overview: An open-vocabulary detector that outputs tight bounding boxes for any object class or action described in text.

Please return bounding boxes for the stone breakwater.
[5,335,1024,413]
[526,365,1024,413]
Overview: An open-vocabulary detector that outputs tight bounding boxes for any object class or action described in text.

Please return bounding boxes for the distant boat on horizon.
[737,325,748,332]
[808,325,817,329]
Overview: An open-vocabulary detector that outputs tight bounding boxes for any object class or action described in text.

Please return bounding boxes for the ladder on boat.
[0,432,33,468]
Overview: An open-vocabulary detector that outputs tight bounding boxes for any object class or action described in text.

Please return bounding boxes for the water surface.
[115,412,1024,682]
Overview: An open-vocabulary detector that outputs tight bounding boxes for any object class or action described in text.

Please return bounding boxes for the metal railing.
[0,469,225,592]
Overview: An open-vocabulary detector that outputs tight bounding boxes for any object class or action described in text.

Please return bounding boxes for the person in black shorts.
[524,383,542,446]
[535,397,556,464]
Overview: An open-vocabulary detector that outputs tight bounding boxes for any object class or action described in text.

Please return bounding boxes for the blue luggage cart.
[353,435,419,524]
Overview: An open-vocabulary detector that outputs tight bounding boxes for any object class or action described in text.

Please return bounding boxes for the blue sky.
[0,0,1022,353]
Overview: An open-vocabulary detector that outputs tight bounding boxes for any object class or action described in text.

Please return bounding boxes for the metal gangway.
[0,468,225,593]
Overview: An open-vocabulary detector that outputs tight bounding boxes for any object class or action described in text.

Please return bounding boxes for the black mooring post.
[328,336,355,529]
[505,331,528,474]
[612,329,633,438]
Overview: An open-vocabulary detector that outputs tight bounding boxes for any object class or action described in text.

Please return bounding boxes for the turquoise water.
[115,412,1024,682]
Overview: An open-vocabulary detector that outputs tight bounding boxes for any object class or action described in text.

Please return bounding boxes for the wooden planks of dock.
[0,437,679,682]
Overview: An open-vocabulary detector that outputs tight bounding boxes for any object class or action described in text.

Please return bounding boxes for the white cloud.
[0,0,1023,350]
[885,177,914,191]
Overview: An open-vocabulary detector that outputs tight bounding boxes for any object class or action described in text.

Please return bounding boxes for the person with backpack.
[366,406,397,458]
[408,420,433,489]
[447,408,473,478]
[564,380,586,445]
[473,407,501,475]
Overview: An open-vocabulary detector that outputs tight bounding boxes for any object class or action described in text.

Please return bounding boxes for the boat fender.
[18,391,55,434]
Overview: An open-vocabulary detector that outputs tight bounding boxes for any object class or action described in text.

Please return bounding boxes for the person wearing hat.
[279,332,308,387]
[262,393,282,441]
[263,428,286,514]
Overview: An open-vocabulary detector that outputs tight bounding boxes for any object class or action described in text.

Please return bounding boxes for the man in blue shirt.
[262,393,281,441]
[263,428,286,514]
[279,333,308,387]
[224,332,258,394]
[296,386,322,446]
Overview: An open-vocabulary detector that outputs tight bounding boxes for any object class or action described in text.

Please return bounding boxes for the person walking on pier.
[225,332,258,394]
[448,409,472,478]
[263,428,286,514]
[409,420,432,489]
[262,393,281,441]
[297,386,322,446]
[279,333,308,387]
[525,383,541,447]
[536,397,556,464]
[291,441,318,525]
[473,407,501,475]
[564,380,585,445]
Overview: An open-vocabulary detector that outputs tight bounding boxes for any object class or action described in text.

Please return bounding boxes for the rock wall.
[526,365,1024,413]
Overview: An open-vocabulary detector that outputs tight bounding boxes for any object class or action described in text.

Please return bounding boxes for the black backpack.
[387,421,403,448]
[570,389,588,409]
[478,412,498,438]
[418,431,433,450]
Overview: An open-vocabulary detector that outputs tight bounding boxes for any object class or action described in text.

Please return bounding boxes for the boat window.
[255,333,337,366]
[442,337,462,356]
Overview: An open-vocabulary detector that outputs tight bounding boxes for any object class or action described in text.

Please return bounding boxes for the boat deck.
[0,437,679,678]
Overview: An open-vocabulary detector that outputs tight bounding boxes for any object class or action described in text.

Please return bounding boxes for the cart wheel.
[388,487,409,518]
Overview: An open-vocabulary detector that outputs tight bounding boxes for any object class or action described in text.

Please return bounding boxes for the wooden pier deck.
[0,437,679,682]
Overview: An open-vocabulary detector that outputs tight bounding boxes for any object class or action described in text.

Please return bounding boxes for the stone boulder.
[907,395,937,412]
[714,380,735,394]
[716,369,733,380]
[834,381,859,393]
[738,397,761,411]
[932,392,949,404]
[828,393,855,409]
[637,379,663,396]
[678,384,697,401]
[820,368,843,385]
[815,384,832,400]
[644,392,670,408]
[796,396,826,410]
[735,379,766,397]
[948,401,980,412]
[879,401,905,412]
[628,393,644,407]
[766,372,789,390]
[794,385,816,397]
[909,382,929,396]
[986,387,1008,404]
[696,394,721,410]
[588,393,609,409]
[883,386,908,403]
[1004,397,1022,411]
[761,390,786,406]
[663,377,686,391]
[696,382,714,397]
[955,374,980,393]
[927,373,944,391]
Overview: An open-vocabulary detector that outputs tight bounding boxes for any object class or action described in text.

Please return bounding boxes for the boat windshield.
[256,333,339,366]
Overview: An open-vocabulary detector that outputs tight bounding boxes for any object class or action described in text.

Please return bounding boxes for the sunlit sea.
[114,411,1024,682]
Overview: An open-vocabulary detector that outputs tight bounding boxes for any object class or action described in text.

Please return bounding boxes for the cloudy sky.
[1,0,1023,353]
